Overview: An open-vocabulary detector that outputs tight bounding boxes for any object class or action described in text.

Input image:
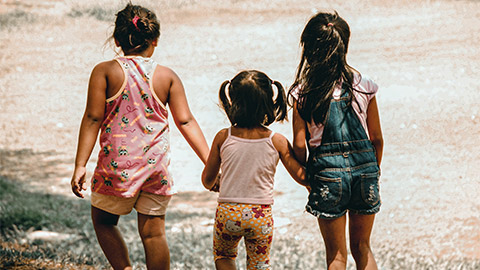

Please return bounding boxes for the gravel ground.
[0,0,479,268]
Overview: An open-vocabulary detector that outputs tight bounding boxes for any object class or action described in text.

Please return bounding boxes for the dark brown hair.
[219,70,287,128]
[288,11,360,125]
[113,3,160,54]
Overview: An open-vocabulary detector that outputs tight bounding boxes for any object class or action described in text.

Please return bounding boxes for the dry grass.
[1,0,479,269]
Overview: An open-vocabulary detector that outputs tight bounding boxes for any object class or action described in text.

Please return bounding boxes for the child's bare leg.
[138,213,170,270]
[317,215,348,270]
[215,258,237,270]
[91,206,132,270]
[348,213,378,270]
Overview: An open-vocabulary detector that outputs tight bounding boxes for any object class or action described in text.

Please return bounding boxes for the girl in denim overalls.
[288,12,384,269]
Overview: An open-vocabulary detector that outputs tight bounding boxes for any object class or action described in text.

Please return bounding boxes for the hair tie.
[132,16,140,30]
[327,23,334,27]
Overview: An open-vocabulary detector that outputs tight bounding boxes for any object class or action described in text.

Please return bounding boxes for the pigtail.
[219,80,233,124]
[272,81,287,122]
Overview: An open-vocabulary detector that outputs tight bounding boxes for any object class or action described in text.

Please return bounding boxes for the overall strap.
[320,85,369,145]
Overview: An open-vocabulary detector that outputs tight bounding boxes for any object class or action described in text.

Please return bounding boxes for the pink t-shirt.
[293,74,378,147]
[218,128,279,205]
[92,56,175,198]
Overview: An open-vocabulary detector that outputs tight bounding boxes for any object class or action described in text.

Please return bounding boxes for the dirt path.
[1,0,479,264]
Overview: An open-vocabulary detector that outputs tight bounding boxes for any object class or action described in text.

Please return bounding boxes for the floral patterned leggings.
[213,202,273,270]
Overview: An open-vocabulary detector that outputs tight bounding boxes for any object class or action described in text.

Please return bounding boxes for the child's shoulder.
[89,60,123,80]
[271,132,288,148]
[215,128,230,139]
[92,59,119,72]
[152,64,181,82]
[354,73,378,95]
[270,132,293,157]
[212,128,230,148]
[271,132,287,141]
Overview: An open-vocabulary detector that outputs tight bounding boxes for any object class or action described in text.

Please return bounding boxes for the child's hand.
[209,174,221,192]
[71,166,87,198]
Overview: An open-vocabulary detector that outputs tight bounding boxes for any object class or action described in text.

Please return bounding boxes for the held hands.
[71,166,87,198]
[209,174,221,192]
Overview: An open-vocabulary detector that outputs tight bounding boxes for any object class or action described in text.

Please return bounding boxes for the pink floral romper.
[91,56,175,198]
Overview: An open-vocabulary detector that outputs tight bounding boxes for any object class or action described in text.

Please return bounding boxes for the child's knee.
[139,227,165,240]
[138,215,166,240]
[349,240,371,256]
[91,206,120,226]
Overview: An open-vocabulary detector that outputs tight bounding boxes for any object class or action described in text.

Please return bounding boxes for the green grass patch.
[0,177,89,234]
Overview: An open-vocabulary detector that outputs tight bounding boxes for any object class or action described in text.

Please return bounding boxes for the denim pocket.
[309,175,342,209]
[360,172,380,206]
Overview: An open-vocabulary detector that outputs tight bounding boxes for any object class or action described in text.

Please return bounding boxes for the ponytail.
[112,3,160,55]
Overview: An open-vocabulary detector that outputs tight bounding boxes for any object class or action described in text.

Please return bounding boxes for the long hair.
[288,11,359,125]
[219,70,287,128]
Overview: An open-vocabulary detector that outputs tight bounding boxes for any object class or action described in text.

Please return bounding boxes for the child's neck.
[124,44,155,58]
[231,126,271,140]
[124,52,151,57]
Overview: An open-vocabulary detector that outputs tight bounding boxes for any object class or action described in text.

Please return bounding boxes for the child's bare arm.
[272,133,309,187]
[71,63,108,198]
[292,102,308,165]
[167,69,209,164]
[366,97,383,166]
[202,129,227,190]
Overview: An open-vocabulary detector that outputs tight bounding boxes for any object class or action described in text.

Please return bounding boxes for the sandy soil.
[1,0,479,265]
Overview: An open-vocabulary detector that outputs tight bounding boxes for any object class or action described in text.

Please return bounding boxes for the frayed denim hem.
[305,205,347,220]
[350,202,381,215]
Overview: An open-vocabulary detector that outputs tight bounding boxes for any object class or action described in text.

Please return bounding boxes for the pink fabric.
[218,128,279,205]
[292,74,378,147]
[92,56,175,198]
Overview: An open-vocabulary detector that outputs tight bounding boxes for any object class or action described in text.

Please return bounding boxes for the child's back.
[202,70,308,270]
[93,56,174,197]
[288,11,384,270]
[71,4,209,269]
[218,127,278,204]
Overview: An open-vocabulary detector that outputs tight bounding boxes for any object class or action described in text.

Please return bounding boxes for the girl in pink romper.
[70,4,209,269]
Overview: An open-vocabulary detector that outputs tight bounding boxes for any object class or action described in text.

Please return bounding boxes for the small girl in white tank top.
[202,70,309,270]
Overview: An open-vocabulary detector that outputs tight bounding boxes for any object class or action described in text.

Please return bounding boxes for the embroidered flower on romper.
[368,184,376,202]
[320,185,329,200]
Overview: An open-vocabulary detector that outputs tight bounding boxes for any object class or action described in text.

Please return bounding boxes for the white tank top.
[218,128,279,205]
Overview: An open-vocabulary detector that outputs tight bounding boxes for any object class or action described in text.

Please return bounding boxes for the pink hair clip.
[132,16,140,30]
[327,23,334,27]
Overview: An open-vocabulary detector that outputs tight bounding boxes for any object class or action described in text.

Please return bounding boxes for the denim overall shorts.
[306,88,381,219]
